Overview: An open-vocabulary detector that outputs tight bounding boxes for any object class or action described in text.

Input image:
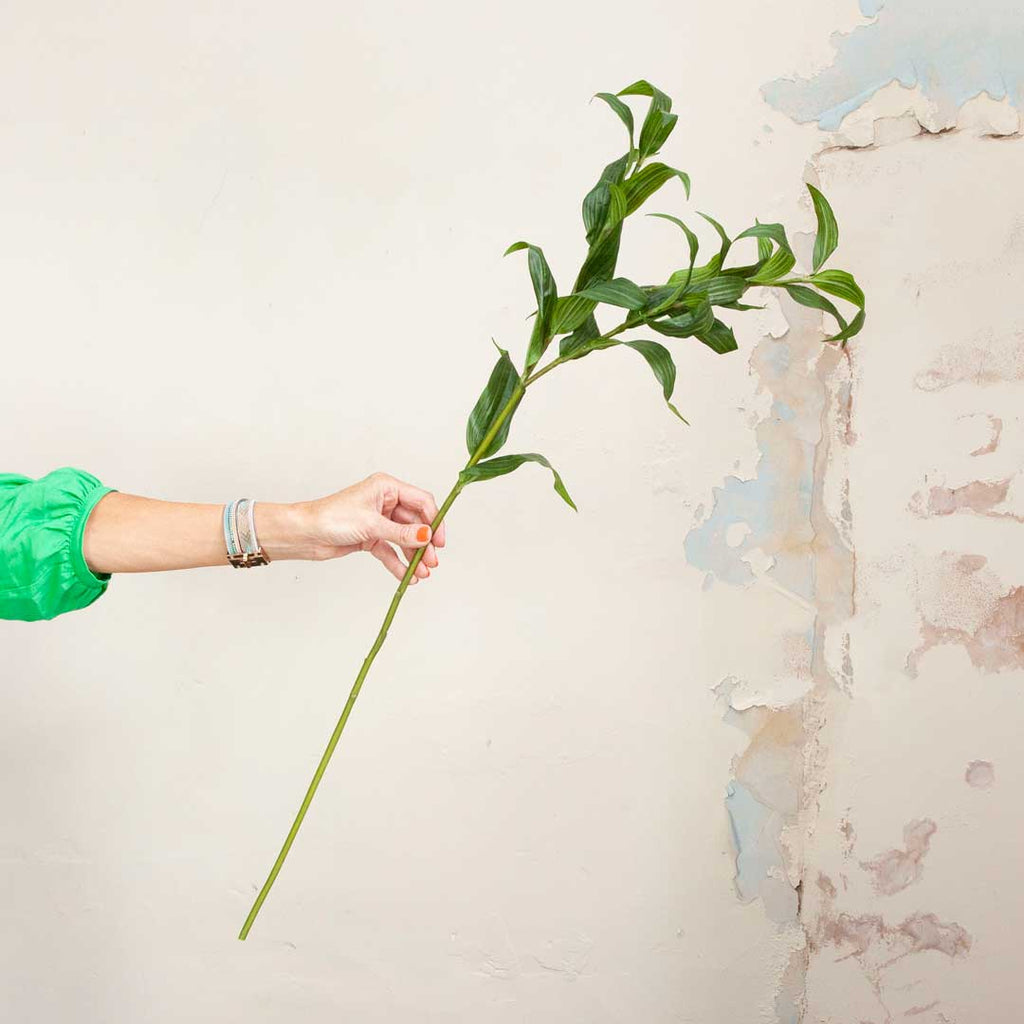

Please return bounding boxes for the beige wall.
[2,2,1020,1021]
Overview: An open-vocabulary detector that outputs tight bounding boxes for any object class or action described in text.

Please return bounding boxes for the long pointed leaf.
[694,318,739,354]
[809,269,864,308]
[649,299,715,338]
[698,212,731,265]
[559,313,614,360]
[783,283,848,337]
[573,221,623,292]
[551,293,598,335]
[593,92,635,151]
[505,240,558,369]
[466,347,520,458]
[623,162,691,214]
[579,277,648,310]
[623,340,688,423]
[807,183,839,272]
[460,453,577,511]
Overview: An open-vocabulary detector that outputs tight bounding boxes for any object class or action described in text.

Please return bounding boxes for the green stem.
[238,384,524,940]
[239,316,634,940]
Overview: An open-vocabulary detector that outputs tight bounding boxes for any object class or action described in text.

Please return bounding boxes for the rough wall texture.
[1,1,1021,1022]
[697,2,1024,1020]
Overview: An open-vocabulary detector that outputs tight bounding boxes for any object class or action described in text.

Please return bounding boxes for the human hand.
[298,472,446,583]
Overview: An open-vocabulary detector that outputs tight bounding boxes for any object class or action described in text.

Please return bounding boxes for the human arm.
[0,469,446,622]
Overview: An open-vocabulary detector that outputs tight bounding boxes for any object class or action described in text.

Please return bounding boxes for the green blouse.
[0,467,116,621]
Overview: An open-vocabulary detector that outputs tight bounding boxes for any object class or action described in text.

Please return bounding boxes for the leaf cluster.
[461,80,865,508]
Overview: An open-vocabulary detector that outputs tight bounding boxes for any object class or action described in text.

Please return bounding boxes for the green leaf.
[735,221,791,251]
[459,453,577,511]
[806,183,839,272]
[551,293,598,335]
[582,183,611,245]
[573,221,623,292]
[581,154,631,244]
[809,269,864,308]
[465,347,521,458]
[736,221,795,281]
[705,275,746,305]
[649,213,699,265]
[694,318,738,354]
[623,162,691,214]
[559,313,609,359]
[579,276,648,310]
[667,254,722,290]
[616,79,665,99]
[505,241,558,370]
[749,248,796,283]
[638,109,677,162]
[645,213,700,309]
[623,340,688,423]
[783,283,847,326]
[828,307,866,344]
[648,299,715,338]
[594,92,635,152]
[698,212,731,265]
[755,220,772,262]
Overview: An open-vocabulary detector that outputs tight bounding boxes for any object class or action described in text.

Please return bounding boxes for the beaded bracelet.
[223,498,270,568]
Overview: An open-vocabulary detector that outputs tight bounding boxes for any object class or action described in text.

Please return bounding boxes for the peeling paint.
[907,553,1024,675]
[965,414,1003,456]
[807,872,971,1021]
[909,477,1023,522]
[859,819,937,896]
[688,292,857,1009]
[914,326,1024,391]
[763,0,1024,131]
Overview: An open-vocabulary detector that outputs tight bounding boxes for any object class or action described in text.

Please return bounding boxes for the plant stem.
[238,317,634,940]
[238,385,524,940]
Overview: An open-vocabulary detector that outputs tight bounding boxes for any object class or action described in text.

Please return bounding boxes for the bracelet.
[223,498,271,568]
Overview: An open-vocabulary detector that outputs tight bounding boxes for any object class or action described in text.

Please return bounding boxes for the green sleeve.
[0,467,118,622]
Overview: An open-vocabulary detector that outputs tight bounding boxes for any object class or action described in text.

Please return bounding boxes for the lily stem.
[238,319,630,940]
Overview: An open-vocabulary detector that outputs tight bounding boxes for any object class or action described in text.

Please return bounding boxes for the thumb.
[373,516,432,549]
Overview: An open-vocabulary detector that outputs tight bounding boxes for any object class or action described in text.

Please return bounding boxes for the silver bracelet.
[223,498,270,568]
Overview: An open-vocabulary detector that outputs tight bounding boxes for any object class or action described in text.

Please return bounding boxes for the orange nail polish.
[417,526,430,543]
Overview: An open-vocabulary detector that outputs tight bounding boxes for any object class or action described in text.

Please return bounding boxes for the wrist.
[253,501,318,562]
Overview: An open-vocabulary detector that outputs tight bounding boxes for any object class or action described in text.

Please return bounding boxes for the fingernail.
[417,526,430,543]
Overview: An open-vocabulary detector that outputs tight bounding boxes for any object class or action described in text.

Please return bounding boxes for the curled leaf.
[623,340,688,423]
[460,453,577,511]
[698,212,731,266]
[593,92,635,152]
[648,299,715,338]
[505,241,558,370]
[623,163,691,213]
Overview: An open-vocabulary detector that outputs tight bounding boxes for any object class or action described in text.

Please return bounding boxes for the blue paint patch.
[763,0,1024,129]
[684,451,814,598]
[725,781,783,904]
[684,469,779,587]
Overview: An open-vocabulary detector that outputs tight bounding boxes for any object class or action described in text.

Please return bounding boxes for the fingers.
[367,539,421,584]
[373,515,433,552]
[391,505,439,569]
[369,473,446,548]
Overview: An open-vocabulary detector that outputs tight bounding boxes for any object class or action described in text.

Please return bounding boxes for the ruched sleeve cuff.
[0,467,117,621]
